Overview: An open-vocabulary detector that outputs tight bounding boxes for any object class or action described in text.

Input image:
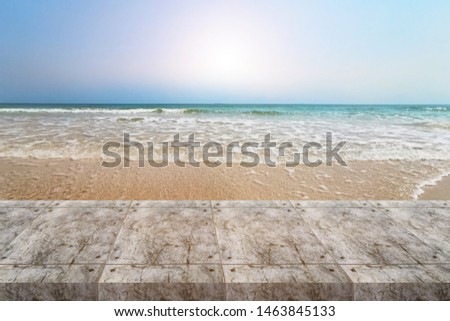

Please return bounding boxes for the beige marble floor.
[0,200,449,300]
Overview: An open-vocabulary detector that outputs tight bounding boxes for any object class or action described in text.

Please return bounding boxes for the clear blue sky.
[1,0,449,104]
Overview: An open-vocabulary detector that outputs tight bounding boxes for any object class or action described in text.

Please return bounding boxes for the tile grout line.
[95,202,133,300]
[210,201,227,300]
[291,205,356,290]
[2,262,449,266]
[1,262,449,267]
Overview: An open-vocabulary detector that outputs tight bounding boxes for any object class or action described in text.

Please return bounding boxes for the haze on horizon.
[1,0,449,104]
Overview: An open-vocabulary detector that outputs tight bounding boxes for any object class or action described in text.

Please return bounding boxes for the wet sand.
[420,175,450,200]
[0,157,448,200]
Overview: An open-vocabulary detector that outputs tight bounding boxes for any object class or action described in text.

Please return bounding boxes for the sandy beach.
[420,175,450,200]
[0,157,448,200]
[1,104,450,201]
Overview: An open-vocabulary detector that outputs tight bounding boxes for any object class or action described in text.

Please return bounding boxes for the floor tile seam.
[1,262,448,266]
[210,202,227,290]
[290,206,344,264]
[95,202,133,286]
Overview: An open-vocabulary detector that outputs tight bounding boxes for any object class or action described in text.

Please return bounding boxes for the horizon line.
[1,102,449,106]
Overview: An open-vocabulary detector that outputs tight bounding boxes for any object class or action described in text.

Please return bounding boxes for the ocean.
[1,103,449,160]
[1,103,450,198]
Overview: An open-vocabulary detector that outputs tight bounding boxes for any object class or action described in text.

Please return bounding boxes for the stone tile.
[130,200,210,208]
[384,208,450,260]
[341,264,450,300]
[0,208,43,248]
[0,207,126,264]
[370,201,448,208]
[99,264,225,300]
[108,208,219,264]
[224,265,352,300]
[432,201,450,207]
[301,207,446,264]
[0,200,448,301]
[424,264,450,283]
[341,264,443,283]
[0,200,52,208]
[214,207,334,264]
[0,264,101,300]
[290,200,373,208]
[212,200,292,208]
[49,200,131,208]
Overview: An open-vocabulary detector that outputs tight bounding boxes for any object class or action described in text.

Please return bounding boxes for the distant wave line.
[0,107,285,116]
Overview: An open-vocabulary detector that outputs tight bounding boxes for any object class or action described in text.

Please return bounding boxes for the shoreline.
[419,174,450,200]
[1,157,449,200]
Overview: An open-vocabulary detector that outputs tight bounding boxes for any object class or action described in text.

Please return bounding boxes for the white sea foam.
[425,106,447,111]
[2,105,450,198]
[412,170,450,199]
[1,106,450,168]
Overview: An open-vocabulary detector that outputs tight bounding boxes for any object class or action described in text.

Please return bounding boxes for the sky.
[0,0,450,104]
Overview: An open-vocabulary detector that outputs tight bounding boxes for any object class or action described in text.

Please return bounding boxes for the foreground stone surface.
[0,201,449,300]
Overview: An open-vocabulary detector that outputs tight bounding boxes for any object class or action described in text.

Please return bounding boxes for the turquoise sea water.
[1,104,450,160]
[1,103,449,119]
[0,103,449,159]
[2,104,450,134]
